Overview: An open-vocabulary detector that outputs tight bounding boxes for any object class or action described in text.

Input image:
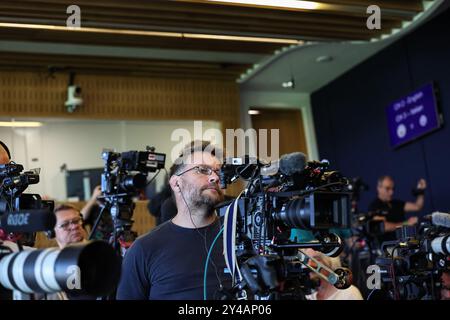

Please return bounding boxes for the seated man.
[116,140,229,300]
[48,204,97,300]
[53,204,87,249]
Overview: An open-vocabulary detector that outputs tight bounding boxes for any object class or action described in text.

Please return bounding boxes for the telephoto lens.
[0,240,121,296]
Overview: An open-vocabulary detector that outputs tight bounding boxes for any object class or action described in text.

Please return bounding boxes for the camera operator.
[53,204,87,250]
[116,140,229,300]
[0,141,10,165]
[46,204,98,300]
[0,141,24,244]
[0,141,13,299]
[369,175,426,242]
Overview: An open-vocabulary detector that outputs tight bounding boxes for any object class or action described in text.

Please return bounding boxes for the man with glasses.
[53,204,87,249]
[117,140,229,300]
[47,204,97,300]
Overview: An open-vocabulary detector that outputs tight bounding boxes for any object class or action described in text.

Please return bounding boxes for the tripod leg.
[88,205,106,240]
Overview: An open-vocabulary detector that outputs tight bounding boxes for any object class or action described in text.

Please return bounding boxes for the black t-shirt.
[368,198,406,242]
[116,217,229,300]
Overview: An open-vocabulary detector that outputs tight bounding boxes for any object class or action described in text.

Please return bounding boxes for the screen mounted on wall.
[386,82,442,148]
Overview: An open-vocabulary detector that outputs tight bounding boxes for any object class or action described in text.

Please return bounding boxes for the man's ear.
[169,175,180,192]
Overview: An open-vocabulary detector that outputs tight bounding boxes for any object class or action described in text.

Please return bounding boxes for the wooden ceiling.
[0,0,425,80]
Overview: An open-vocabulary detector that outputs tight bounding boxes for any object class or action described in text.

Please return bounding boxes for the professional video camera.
[92,146,166,254]
[217,152,353,299]
[0,162,55,246]
[0,161,121,300]
[375,212,450,300]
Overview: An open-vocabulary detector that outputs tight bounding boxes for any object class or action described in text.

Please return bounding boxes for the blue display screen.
[386,83,442,148]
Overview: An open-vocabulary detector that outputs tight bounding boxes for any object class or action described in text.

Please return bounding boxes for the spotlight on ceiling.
[248,109,261,115]
[282,78,295,89]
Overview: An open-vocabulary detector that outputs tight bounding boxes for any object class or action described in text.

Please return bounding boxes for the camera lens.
[275,192,350,230]
[0,240,121,295]
[119,173,147,191]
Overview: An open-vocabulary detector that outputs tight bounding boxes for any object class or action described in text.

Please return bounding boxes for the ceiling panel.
[0,0,426,80]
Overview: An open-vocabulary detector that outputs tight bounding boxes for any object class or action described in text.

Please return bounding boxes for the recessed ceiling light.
[316,55,333,63]
[0,22,301,44]
[205,0,321,10]
[0,121,43,127]
[248,109,261,115]
[282,79,295,88]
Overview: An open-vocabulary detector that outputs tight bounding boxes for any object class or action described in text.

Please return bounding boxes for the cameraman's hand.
[407,216,418,226]
[91,185,102,201]
[417,179,427,190]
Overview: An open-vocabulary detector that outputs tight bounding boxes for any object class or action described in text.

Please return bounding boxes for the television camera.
[218,152,353,299]
[375,211,450,300]
[0,161,121,300]
[91,146,166,255]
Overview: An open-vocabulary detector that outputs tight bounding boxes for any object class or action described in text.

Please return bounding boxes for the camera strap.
[223,191,244,285]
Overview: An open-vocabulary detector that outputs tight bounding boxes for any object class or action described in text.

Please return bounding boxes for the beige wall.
[0,71,243,198]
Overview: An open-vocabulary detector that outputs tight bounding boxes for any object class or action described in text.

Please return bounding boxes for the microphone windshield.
[279,152,307,176]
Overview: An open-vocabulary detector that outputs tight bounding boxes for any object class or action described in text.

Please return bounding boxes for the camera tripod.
[88,193,137,256]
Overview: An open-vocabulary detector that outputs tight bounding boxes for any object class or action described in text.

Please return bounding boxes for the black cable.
[389,244,400,300]
[420,141,435,211]
[88,205,106,240]
[146,169,161,187]
[178,185,224,293]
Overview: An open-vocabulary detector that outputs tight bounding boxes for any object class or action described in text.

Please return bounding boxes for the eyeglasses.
[175,165,220,177]
[56,217,83,230]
